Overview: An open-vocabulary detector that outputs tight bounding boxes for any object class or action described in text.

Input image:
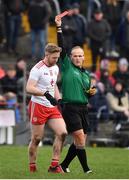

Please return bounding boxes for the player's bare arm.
[26,79,58,106]
[54,84,61,100]
[26,79,45,96]
[26,78,51,97]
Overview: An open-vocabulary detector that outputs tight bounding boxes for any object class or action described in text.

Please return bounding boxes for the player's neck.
[42,57,51,67]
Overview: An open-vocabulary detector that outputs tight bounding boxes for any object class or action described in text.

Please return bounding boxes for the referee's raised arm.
[55,16,67,59]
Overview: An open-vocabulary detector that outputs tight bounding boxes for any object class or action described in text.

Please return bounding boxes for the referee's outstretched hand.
[55,15,62,27]
[44,91,58,106]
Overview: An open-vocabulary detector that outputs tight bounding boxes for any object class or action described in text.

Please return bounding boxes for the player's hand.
[86,86,96,96]
[44,91,58,106]
[55,15,62,27]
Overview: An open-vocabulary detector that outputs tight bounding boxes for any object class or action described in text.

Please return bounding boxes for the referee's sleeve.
[57,31,67,59]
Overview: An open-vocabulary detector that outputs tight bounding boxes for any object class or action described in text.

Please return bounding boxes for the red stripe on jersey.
[35,61,44,69]
[42,61,50,67]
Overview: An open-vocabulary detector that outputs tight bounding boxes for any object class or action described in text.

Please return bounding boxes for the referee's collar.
[72,62,85,72]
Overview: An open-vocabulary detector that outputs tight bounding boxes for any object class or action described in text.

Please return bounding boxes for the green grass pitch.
[0,146,129,179]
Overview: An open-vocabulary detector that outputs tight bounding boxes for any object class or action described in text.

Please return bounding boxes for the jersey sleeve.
[55,65,59,77]
[29,67,41,81]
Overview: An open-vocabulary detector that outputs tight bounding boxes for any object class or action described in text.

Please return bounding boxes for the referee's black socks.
[61,144,90,173]
[60,143,76,169]
[76,147,90,172]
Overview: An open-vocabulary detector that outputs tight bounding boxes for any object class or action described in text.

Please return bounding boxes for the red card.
[58,11,69,18]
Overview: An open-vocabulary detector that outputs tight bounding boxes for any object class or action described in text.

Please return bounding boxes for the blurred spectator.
[0,66,5,79]
[95,59,115,93]
[4,92,21,123]
[121,0,129,18]
[17,77,24,103]
[0,23,3,45]
[106,81,129,128]
[88,77,110,134]
[58,0,80,11]
[72,3,87,47]
[87,8,111,72]
[117,11,129,60]
[103,0,121,58]
[88,74,98,134]
[15,57,27,102]
[0,94,6,108]
[62,5,77,54]
[112,58,129,93]
[0,65,17,94]
[100,69,115,93]
[28,0,51,58]
[0,1,5,49]
[3,0,25,55]
[87,0,102,22]
[96,82,110,122]
[15,57,26,79]
[95,58,109,78]
[0,19,4,45]
[0,83,2,94]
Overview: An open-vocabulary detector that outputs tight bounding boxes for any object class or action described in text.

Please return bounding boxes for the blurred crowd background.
[0,0,129,147]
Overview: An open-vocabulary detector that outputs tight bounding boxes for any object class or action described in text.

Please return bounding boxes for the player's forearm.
[54,84,61,100]
[26,86,44,96]
[26,85,58,106]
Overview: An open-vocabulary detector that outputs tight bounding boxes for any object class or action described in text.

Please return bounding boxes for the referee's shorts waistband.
[64,102,87,107]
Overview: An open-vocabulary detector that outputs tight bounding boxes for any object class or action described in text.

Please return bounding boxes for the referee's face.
[70,48,84,68]
[47,52,60,66]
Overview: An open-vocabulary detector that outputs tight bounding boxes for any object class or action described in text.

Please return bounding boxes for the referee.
[55,16,96,173]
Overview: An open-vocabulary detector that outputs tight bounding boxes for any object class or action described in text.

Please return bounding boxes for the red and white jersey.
[28,60,59,107]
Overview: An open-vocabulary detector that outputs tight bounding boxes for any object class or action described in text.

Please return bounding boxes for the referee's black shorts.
[62,103,89,134]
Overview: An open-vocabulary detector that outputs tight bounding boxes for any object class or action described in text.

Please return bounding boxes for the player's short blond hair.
[45,43,62,54]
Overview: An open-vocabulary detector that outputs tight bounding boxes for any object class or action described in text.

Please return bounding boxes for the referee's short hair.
[71,46,84,54]
[45,43,62,54]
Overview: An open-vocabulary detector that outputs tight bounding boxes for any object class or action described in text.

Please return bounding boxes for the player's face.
[47,52,60,66]
[70,48,84,68]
